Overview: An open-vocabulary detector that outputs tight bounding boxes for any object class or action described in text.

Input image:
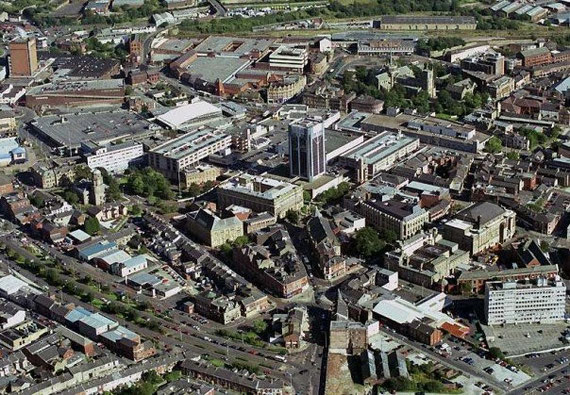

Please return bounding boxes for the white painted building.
[269,46,308,72]
[0,300,26,330]
[83,141,144,174]
[485,277,566,325]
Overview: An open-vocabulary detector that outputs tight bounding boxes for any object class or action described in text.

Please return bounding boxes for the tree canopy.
[355,227,385,258]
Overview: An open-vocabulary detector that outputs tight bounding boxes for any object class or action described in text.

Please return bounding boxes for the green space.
[178,0,461,34]
[379,361,462,393]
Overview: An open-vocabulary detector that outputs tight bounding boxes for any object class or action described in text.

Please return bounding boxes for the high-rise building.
[288,118,326,182]
[484,277,566,325]
[9,38,38,77]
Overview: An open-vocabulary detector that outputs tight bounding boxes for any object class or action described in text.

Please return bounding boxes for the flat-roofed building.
[485,277,566,325]
[30,111,159,155]
[217,174,303,219]
[83,141,144,174]
[459,264,559,294]
[407,119,476,140]
[269,46,308,72]
[379,15,476,30]
[148,129,231,179]
[339,132,419,182]
[288,118,326,182]
[442,202,516,256]
[25,79,125,110]
[357,39,416,55]
[359,197,429,240]
[385,232,469,287]
[9,38,37,77]
[520,47,552,67]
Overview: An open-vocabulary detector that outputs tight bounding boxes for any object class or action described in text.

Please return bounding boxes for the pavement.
[482,323,570,357]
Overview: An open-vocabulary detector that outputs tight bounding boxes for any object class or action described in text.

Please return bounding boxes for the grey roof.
[455,202,506,226]
[307,211,338,245]
[381,15,476,24]
[31,111,157,150]
[185,56,250,84]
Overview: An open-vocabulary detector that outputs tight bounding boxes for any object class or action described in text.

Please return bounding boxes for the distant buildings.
[378,15,477,30]
[25,80,125,110]
[288,118,326,182]
[267,75,306,104]
[484,277,566,325]
[217,174,304,219]
[302,82,356,113]
[520,47,552,67]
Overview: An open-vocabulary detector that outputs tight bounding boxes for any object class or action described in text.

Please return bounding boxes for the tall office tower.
[9,38,38,77]
[289,118,326,181]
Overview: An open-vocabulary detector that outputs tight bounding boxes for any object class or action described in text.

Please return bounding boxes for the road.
[206,0,227,16]
[4,213,324,393]
[142,27,168,64]
[376,326,510,393]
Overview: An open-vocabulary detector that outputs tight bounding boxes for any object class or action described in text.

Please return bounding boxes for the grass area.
[92,298,104,309]
[210,359,225,367]
[436,113,456,120]
[335,0,376,4]
[227,0,326,7]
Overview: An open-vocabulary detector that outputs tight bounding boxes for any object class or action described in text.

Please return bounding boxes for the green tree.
[74,165,92,182]
[62,190,79,205]
[485,136,503,153]
[45,268,62,286]
[130,176,145,195]
[252,319,268,335]
[129,205,142,216]
[286,210,300,224]
[233,235,250,247]
[82,291,94,303]
[506,151,520,160]
[355,227,385,258]
[460,281,472,295]
[106,179,122,201]
[489,347,504,359]
[187,183,201,197]
[84,216,101,235]
[29,193,45,208]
